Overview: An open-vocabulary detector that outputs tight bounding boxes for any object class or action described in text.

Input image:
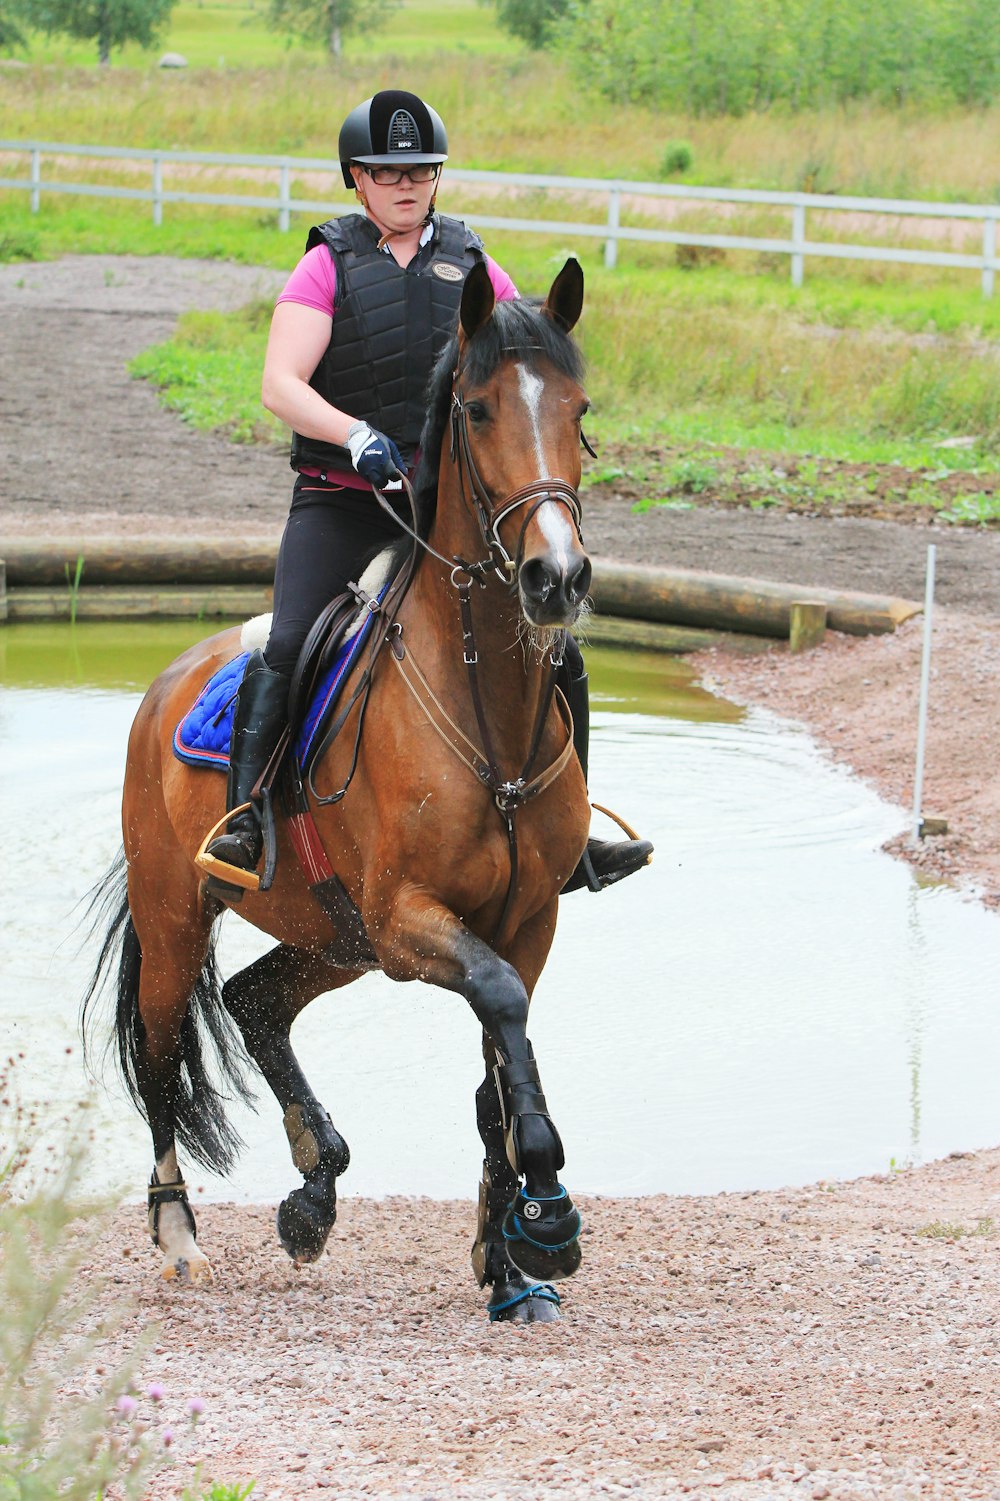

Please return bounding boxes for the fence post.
[983,215,996,299]
[279,162,291,233]
[152,154,163,227]
[791,201,806,288]
[30,147,41,213]
[604,185,620,270]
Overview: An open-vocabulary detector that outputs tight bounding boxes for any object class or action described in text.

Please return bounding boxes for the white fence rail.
[2,139,999,294]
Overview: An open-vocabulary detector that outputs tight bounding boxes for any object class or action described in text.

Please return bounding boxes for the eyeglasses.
[361,163,441,186]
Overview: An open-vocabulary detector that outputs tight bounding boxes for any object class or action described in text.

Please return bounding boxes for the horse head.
[449,258,593,630]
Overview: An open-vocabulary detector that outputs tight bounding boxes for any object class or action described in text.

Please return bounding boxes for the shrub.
[661,140,693,175]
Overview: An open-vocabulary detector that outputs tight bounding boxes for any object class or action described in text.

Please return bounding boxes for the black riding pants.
[263,476,405,677]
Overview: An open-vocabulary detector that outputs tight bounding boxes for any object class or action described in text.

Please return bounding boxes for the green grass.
[6,31,1000,199]
[114,216,1000,492]
[916,1217,995,1239]
[9,0,515,68]
[6,4,1000,520]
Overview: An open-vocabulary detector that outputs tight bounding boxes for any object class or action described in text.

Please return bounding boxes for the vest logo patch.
[431,262,464,283]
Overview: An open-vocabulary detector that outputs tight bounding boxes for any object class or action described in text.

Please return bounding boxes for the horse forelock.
[412,298,585,535]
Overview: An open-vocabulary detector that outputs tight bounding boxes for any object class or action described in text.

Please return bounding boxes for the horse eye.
[465,401,489,424]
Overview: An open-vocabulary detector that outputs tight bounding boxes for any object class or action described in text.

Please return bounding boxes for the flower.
[116,1394,138,1418]
[146,1381,165,1403]
[186,1397,205,1422]
[162,1426,175,1448]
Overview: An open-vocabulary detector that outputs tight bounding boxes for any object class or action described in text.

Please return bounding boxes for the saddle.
[173,577,392,778]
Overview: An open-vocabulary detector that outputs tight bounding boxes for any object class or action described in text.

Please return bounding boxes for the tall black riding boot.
[561,665,654,894]
[205,649,289,877]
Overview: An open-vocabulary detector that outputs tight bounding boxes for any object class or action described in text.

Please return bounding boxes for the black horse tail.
[80,849,256,1175]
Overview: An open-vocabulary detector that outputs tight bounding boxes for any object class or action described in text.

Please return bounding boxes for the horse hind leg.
[221,944,358,1265]
[84,855,253,1285]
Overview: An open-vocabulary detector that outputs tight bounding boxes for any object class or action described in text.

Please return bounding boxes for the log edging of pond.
[0,540,922,644]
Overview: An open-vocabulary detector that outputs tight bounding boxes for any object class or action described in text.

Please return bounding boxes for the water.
[3,621,1000,1204]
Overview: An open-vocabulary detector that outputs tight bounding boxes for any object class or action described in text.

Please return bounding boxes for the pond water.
[3,621,1000,1205]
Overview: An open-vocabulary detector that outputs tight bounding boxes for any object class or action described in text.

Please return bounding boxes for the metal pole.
[983,215,996,299]
[152,154,163,227]
[30,147,41,213]
[912,543,936,839]
[604,186,620,270]
[791,202,805,288]
[279,163,291,233]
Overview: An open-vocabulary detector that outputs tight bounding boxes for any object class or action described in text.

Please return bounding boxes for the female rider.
[206,89,651,894]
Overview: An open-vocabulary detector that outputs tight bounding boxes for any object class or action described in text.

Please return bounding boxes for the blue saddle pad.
[172,599,382,773]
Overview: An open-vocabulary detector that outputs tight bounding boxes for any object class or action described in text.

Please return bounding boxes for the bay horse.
[84,258,596,1323]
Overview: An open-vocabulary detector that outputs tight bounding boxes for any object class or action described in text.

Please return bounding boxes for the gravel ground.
[6,256,1000,1499]
[76,1158,1000,1501]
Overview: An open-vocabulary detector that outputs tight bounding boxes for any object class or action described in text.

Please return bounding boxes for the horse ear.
[459,260,496,340]
[542,257,584,333]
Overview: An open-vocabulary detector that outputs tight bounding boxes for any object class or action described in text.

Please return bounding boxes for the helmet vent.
[388,109,420,152]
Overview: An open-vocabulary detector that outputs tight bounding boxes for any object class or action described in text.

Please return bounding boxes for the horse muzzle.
[518,550,592,628]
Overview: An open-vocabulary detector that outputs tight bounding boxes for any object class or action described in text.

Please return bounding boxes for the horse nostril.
[520,556,554,604]
[568,557,592,605]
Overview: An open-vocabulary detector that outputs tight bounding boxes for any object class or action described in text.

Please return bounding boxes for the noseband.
[449,379,585,585]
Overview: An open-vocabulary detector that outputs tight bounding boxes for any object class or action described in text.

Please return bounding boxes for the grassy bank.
[5,41,1000,199]
[5,0,1000,522]
[67,195,990,523]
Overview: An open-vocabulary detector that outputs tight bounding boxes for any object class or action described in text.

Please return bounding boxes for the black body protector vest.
[290,212,485,476]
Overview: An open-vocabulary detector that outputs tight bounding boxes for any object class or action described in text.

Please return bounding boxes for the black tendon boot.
[561,664,653,893]
[205,650,289,876]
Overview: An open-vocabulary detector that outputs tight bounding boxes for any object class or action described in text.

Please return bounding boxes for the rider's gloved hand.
[347,421,404,489]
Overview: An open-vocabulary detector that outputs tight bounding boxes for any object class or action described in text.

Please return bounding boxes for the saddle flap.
[287,591,360,736]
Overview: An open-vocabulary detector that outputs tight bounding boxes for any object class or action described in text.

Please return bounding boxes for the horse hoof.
[276,1188,336,1264]
[161,1253,213,1286]
[495,1292,561,1323]
[488,1274,562,1322]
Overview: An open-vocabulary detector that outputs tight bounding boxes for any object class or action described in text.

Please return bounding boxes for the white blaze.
[515,362,575,563]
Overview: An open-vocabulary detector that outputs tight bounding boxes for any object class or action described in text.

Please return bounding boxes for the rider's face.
[351,164,437,238]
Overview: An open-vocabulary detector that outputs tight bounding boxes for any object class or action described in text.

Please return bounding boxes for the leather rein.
[369,364,589,947]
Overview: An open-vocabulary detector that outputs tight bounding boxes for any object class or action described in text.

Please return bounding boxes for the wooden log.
[581,615,771,656]
[789,600,827,652]
[5,584,274,622]
[589,560,921,638]
[0,540,923,638]
[0,538,279,587]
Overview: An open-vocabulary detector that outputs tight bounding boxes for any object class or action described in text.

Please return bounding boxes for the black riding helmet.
[338,89,448,190]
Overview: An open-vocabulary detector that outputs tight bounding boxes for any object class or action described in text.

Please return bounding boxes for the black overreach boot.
[561,665,654,894]
[205,649,289,878]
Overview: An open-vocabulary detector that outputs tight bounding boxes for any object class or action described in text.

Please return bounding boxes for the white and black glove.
[347,421,404,490]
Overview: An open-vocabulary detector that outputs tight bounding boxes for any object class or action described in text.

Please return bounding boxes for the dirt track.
[5,255,1000,1499]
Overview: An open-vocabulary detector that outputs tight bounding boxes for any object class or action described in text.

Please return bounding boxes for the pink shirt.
[277,243,519,315]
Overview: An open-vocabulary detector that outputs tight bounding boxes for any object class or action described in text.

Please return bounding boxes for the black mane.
[411,297,586,537]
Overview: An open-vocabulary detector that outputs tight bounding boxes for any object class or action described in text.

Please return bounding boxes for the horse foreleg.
[472,1032,562,1323]
[221,944,359,1265]
[379,893,582,1290]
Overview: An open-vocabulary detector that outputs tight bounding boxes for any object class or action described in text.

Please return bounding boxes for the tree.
[26,0,177,64]
[267,0,399,59]
[0,0,29,48]
[488,0,568,48]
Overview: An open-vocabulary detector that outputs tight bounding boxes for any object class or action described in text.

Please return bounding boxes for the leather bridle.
[448,377,586,585]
